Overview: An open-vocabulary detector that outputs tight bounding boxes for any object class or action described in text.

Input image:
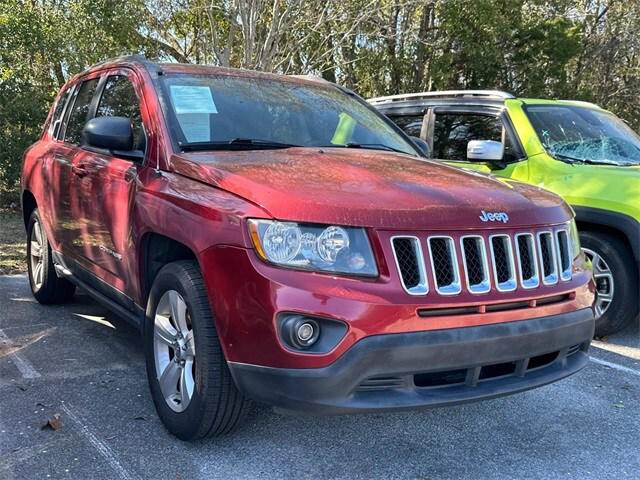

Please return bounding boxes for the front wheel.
[580,231,639,337]
[144,260,250,440]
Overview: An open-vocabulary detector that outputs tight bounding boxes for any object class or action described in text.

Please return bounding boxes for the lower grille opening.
[528,351,559,370]
[414,369,467,388]
[536,293,572,306]
[479,361,517,380]
[485,301,530,312]
[357,376,405,391]
[418,306,479,317]
[566,344,581,356]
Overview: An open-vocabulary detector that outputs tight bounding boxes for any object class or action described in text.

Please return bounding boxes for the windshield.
[157,73,418,156]
[525,104,640,166]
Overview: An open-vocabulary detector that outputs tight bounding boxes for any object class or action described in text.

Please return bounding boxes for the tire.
[26,209,76,304]
[144,260,250,440]
[580,231,639,337]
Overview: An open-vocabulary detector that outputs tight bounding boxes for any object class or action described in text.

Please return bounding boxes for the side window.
[96,75,145,151]
[390,114,424,138]
[433,113,518,162]
[49,87,73,139]
[64,78,99,145]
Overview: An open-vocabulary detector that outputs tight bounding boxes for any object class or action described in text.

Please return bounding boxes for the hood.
[169,148,573,230]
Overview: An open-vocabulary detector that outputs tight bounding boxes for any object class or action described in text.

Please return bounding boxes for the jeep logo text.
[479,210,509,223]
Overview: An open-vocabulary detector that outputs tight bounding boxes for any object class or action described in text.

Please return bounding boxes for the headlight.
[569,219,581,258]
[248,219,378,276]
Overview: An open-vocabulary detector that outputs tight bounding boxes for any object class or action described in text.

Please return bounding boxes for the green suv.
[370,91,639,336]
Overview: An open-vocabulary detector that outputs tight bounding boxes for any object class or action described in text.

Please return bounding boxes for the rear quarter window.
[48,87,73,139]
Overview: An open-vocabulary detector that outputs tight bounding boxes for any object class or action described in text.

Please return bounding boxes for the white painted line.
[61,403,141,480]
[590,357,640,377]
[0,328,41,379]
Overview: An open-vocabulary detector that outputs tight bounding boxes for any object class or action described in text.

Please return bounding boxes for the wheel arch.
[573,206,640,267]
[139,232,199,304]
[21,190,37,230]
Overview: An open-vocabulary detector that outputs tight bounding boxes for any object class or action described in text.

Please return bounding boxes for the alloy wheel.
[583,247,614,318]
[29,219,45,290]
[153,290,196,412]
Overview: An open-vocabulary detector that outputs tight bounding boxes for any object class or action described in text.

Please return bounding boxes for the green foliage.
[0,0,638,205]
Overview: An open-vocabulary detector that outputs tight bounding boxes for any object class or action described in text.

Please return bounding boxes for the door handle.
[71,164,90,177]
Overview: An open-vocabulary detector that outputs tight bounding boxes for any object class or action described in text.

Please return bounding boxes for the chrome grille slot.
[428,237,461,295]
[489,235,516,292]
[391,236,428,295]
[538,232,558,284]
[461,236,490,294]
[556,230,572,281]
[515,233,539,289]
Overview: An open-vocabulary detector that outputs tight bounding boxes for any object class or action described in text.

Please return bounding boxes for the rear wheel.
[144,260,250,440]
[580,231,639,336]
[27,209,75,304]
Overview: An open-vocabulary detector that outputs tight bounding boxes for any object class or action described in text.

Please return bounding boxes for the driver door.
[72,70,148,295]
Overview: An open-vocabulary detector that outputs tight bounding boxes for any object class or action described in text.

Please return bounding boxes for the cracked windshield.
[526,105,640,166]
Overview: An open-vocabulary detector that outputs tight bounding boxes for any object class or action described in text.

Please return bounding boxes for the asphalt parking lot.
[0,274,638,480]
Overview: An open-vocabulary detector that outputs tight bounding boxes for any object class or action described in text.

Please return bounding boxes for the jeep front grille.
[556,229,572,281]
[391,236,428,295]
[391,225,572,296]
[489,235,517,292]
[515,233,539,289]
[428,237,461,295]
[537,232,558,284]
[461,236,490,293]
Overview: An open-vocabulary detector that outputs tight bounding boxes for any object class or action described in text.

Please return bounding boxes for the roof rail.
[368,90,515,105]
[288,74,332,84]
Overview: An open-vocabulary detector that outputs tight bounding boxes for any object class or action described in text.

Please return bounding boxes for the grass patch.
[0,207,26,275]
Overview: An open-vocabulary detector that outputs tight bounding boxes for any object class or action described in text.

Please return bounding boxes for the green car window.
[526,105,640,166]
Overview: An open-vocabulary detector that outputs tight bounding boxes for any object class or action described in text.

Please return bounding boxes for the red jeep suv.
[21,57,595,440]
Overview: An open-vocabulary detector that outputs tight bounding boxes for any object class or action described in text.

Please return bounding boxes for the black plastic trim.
[573,206,640,265]
[228,308,594,414]
[51,251,144,331]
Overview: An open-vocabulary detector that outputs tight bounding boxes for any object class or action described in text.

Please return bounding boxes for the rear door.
[52,75,102,258]
[39,84,74,251]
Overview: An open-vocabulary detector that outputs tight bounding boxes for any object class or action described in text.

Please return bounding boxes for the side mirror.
[410,136,431,157]
[81,116,143,161]
[467,140,504,161]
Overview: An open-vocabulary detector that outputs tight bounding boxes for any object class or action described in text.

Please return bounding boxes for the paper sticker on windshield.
[169,85,218,114]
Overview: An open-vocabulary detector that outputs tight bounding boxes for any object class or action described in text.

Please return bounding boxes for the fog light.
[297,322,315,343]
[281,315,320,350]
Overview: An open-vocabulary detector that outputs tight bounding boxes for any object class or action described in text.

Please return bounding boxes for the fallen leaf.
[42,414,62,431]
[612,402,625,409]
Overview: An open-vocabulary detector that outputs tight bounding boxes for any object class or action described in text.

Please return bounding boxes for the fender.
[573,206,640,267]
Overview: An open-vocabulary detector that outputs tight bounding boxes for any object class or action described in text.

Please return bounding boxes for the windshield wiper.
[180,138,302,152]
[323,142,413,155]
[551,152,630,166]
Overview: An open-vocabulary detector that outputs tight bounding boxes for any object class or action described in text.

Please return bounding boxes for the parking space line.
[61,403,141,480]
[0,328,41,379]
[590,357,640,377]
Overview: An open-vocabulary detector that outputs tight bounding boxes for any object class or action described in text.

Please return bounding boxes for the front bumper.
[228,308,594,414]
